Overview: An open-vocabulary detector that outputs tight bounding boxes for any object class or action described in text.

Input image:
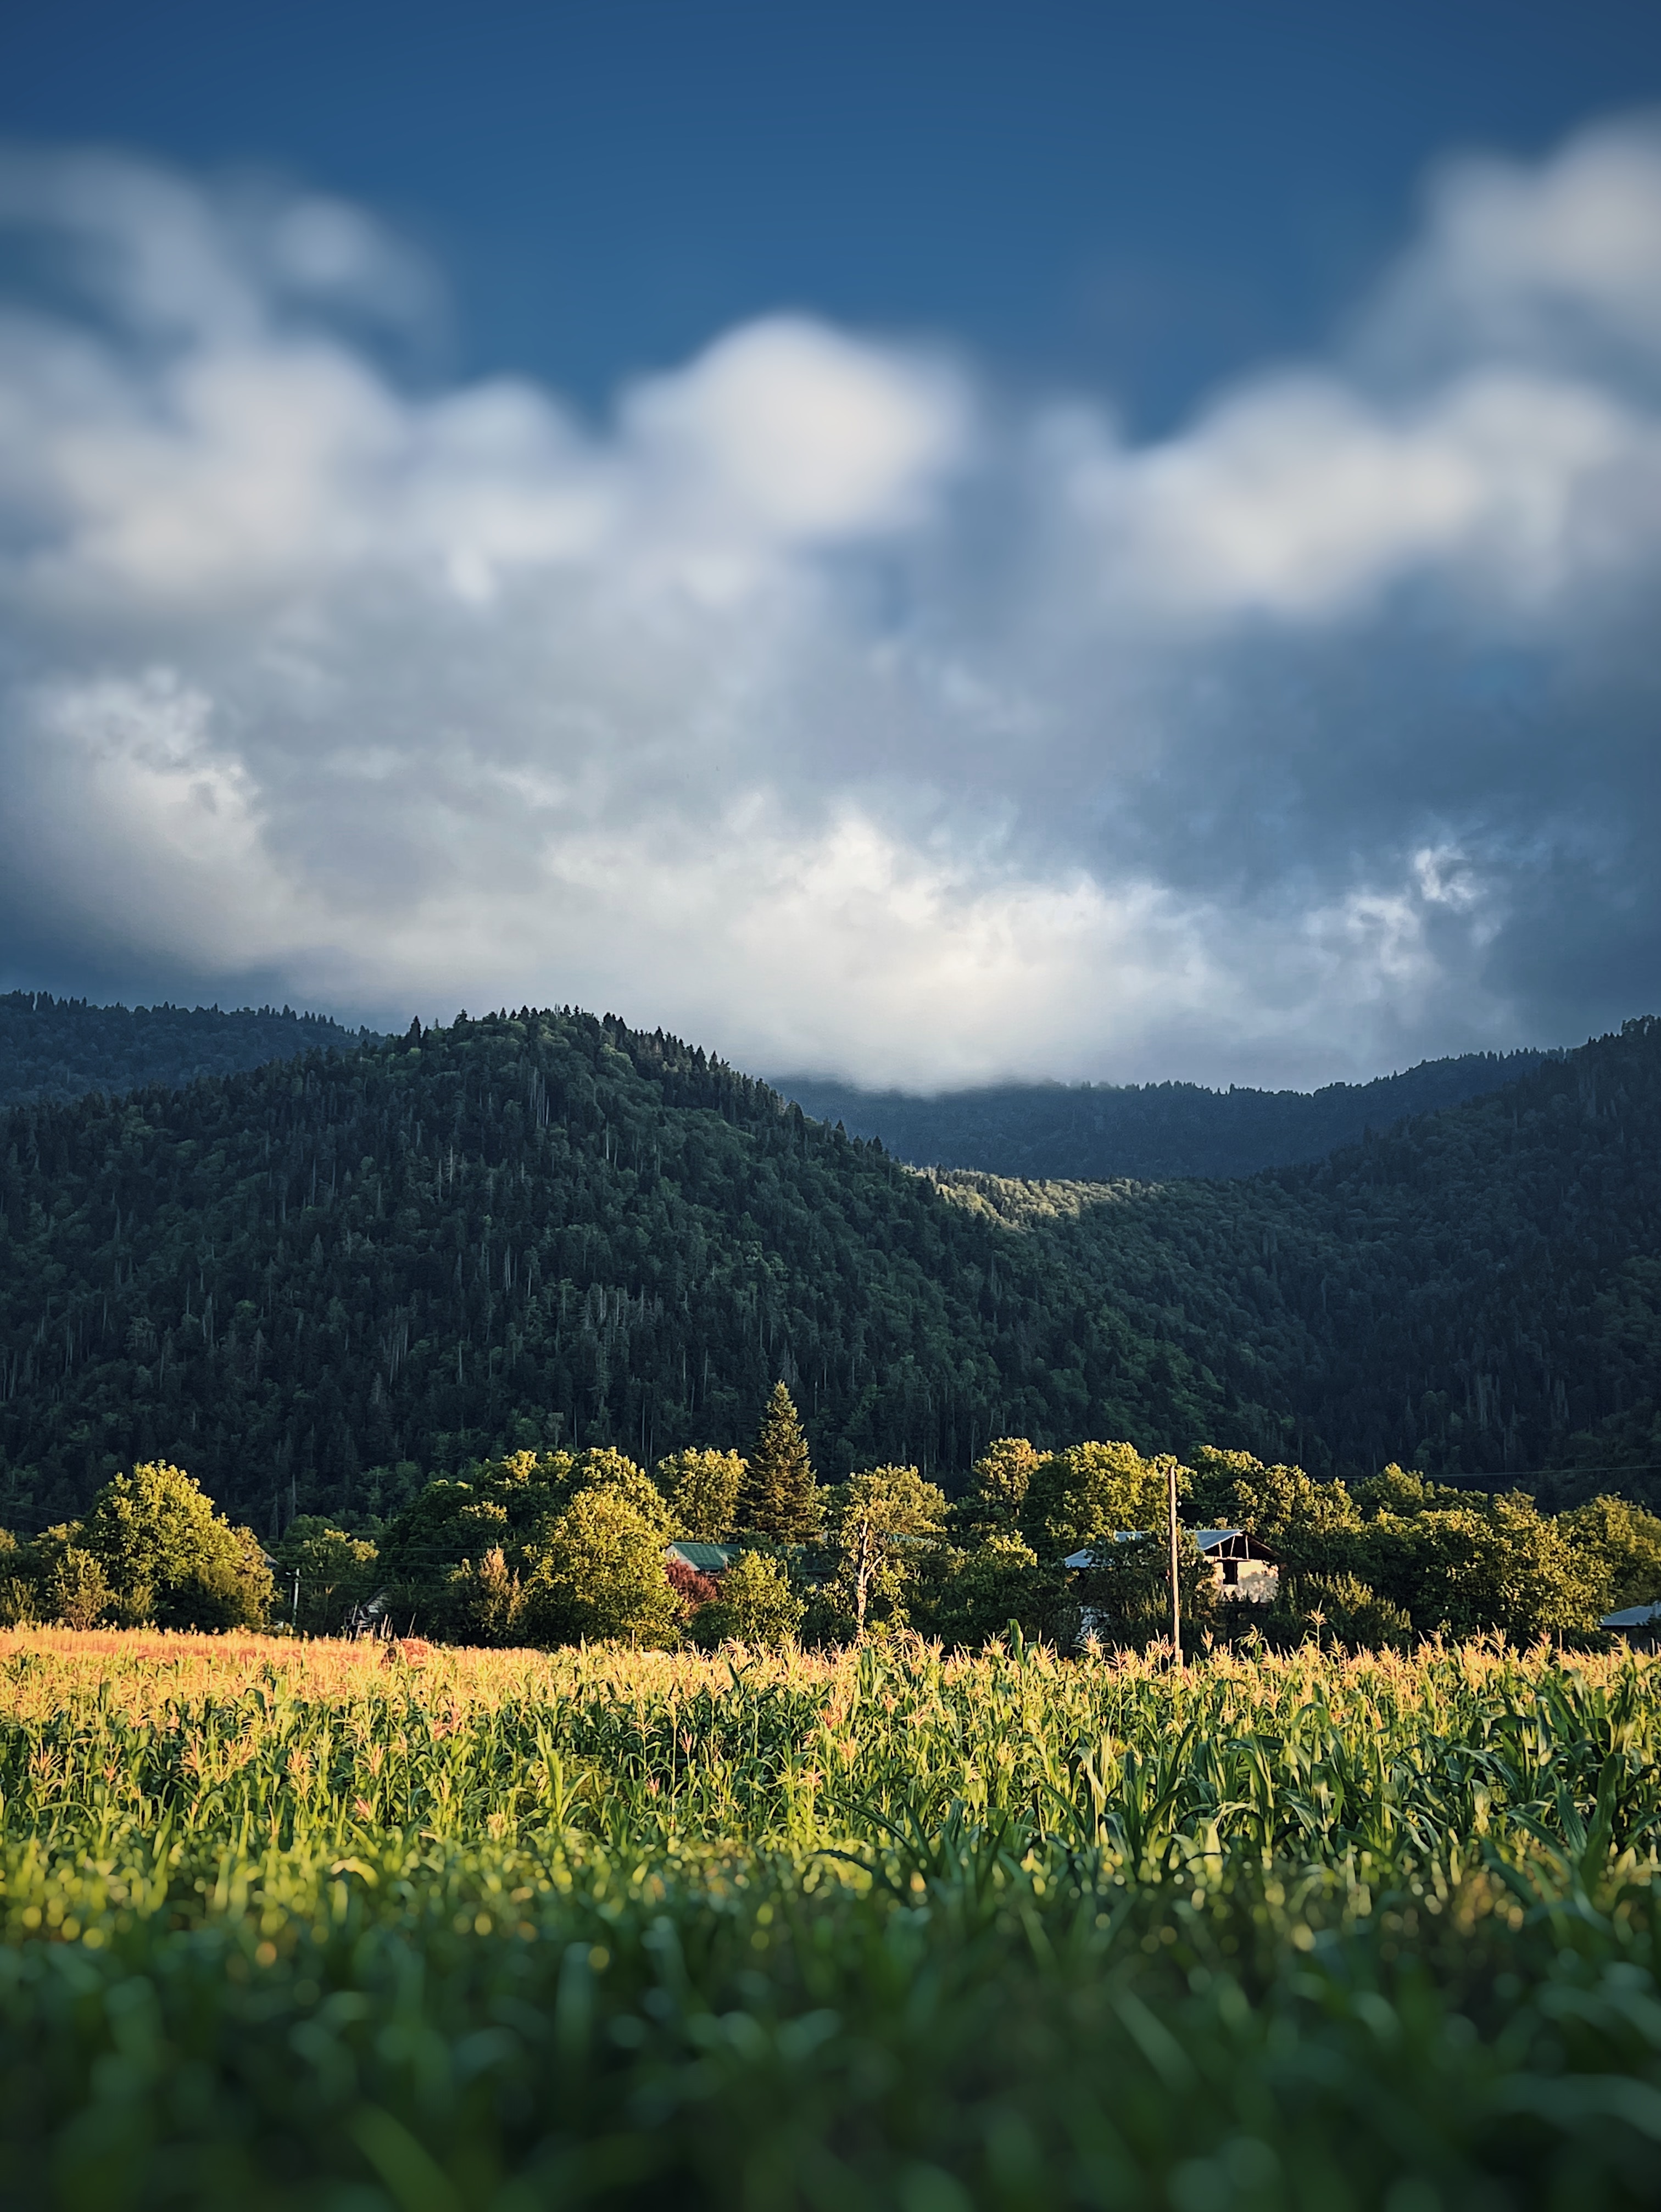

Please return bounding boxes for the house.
[1191,1528,1280,1604]
[1601,1600,1661,1646]
[1064,1527,1279,1605]
[666,1541,738,1574]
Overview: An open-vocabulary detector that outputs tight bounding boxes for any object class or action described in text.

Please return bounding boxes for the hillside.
[954,1015,1661,1499]
[780,1051,1546,1181]
[0,1011,1238,1533]
[0,992,383,1108]
[2,1004,1656,1535]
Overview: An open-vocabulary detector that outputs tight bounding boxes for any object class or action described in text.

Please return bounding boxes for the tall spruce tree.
[736,1384,820,1539]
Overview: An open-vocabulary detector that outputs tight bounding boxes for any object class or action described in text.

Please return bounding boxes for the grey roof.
[1601,1602,1661,1630]
[1064,1526,1252,1570]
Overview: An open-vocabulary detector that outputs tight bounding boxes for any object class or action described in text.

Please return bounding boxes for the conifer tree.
[735,1384,820,1539]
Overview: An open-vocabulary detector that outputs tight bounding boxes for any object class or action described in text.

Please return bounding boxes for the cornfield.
[2,1626,1660,2208]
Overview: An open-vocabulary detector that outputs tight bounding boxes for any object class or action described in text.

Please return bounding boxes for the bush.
[76,1463,272,1630]
[1286,1571,1414,1653]
[520,1490,679,1646]
[916,1531,1058,1649]
[689,1551,804,1648]
[443,1547,526,1646]
[45,1545,110,1631]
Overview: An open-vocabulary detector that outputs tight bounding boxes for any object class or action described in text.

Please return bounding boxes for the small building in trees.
[1601,1600,1661,1647]
[1064,1528,1279,1605]
[667,1541,738,1574]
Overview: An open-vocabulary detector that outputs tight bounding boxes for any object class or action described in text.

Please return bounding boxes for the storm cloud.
[2,118,1659,1087]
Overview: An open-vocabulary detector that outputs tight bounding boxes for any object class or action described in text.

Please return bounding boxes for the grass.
[1,1628,1660,2208]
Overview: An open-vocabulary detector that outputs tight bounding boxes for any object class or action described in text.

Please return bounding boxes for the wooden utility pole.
[1167,1458,1182,1668]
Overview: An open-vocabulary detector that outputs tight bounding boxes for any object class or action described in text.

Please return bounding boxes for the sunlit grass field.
[3,1628,1661,2208]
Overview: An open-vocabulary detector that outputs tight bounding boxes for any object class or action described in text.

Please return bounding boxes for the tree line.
[9,1385,1657,1658]
[783,1048,1547,1183]
[0,991,380,1110]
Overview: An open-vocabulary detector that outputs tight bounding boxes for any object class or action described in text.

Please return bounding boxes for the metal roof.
[1601,1602,1661,1629]
[667,1541,735,1571]
[1064,1527,1254,1570]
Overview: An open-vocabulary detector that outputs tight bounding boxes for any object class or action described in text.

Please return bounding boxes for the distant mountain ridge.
[0,992,385,1108]
[777,1050,1550,1182]
[0,1001,1656,1531]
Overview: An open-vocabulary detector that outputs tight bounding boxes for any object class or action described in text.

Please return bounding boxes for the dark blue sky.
[5,0,1658,427]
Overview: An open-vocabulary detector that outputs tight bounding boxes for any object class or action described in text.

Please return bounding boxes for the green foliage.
[271,1517,380,1636]
[519,1487,678,1647]
[10,1004,1661,1561]
[0,1007,1235,1533]
[974,1015,1661,1490]
[1018,1439,1173,1560]
[1560,1494,1661,1611]
[1073,1528,1217,1654]
[687,1550,804,1648]
[822,1463,947,1635]
[734,1384,821,1540]
[0,1637,1659,2204]
[1212,1444,1610,1646]
[559,1446,675,1537]
[783,1047,1547,1182]
[442,1546,526,1647]
[1362,1494,1607,1643]
[654,1447,745,1540]
[1216,1449,1361,1561]
[1284,1570,1414,1653]
[43,1544,110,1631]
[915,1529,1058,1648]
[957,1435,1039,1535]
[0,989,380,1109]
[76,1462,272,1630]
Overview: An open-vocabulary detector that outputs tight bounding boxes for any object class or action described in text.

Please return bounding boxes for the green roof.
[667,1541,734,1571]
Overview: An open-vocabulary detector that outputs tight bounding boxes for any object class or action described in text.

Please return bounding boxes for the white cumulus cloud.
[2,118,1661,1088]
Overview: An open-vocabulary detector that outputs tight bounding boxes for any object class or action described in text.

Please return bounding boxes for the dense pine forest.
[1,1001,1657,1535]
[0,1010,1234,1533]
[961,1016,1661,1498]
[0,992,382,1108]
[783,1049,1546,1181]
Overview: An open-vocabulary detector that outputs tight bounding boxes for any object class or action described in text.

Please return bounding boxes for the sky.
[2,2,1660,1090]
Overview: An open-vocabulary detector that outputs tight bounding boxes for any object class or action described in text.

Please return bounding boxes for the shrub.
[46,1546,110,1632]
[689,1551,804,1648]
[443,1547,526,1646]
[520,1489,679,1646]
[77,1463,272,1630]
[917,1531,1058,1649]
[1289,1571,1414,1653]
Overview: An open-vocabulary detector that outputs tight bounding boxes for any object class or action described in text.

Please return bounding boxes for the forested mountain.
[2,1004,1656,1537]
[0,1011,1236,1534]
[0,992,383,1108]
[959,1016,1661,1501]
[780,1051,1546,1182]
